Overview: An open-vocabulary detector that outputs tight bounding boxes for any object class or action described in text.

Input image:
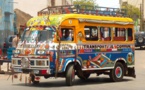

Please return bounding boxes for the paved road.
[0,50,145,90]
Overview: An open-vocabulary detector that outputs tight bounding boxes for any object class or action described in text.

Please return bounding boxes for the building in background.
[0,0,14,48]
[14,9,32,36]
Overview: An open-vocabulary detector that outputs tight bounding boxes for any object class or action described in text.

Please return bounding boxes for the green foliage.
[122,4,140,20]
[73,0,96,10]
[73,0,96,6]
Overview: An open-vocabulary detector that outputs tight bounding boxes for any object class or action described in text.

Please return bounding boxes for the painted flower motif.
[45,44,49,49]
[25,49,31,55]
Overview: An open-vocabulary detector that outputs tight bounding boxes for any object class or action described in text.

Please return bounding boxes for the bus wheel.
[66,64,75,86]
[30,74,40,84]
[77,71,90,80]
[109,62,124,82]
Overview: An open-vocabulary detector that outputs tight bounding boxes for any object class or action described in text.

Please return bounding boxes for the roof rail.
[38,5,127,17]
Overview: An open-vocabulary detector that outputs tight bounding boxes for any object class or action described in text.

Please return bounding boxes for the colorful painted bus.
[11,5,136,86]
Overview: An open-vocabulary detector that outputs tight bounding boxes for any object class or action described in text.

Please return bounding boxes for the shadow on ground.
[13,77,133,88]
[135,47,145,50]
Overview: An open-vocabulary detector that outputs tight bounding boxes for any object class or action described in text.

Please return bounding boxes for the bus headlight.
[13,49,21,54]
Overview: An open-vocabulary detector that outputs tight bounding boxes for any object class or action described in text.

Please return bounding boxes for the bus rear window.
[113,28,133,41]
[114,28,126,41]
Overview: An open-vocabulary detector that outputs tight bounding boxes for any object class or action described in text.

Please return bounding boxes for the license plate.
[14,68,22,72]
[33,70,39,74]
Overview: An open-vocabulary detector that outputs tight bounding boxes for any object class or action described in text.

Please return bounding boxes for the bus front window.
[21,27,55,43]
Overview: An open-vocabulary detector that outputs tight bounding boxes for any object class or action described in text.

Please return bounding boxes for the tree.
[73,0,96,6]
[73,0,96,10]
[121,4,140,20]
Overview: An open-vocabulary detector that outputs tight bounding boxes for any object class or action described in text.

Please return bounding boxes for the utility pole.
[119,0,122,8]
[142,0,144,31]
[140,4,143,31]
[51,0,55,6]
[71,0,73,5]
[62,0,65,5]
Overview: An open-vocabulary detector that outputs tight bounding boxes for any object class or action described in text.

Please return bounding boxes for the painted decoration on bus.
[27,15,65,27]
[77,44,134,69]
[77,44,134,53]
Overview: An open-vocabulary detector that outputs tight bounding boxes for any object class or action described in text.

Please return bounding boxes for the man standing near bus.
[7,33,20,60]
[12,33,19,48]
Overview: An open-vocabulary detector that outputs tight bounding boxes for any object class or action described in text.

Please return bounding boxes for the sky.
[14,0,47,17]
[14,0,120,17]
[96,0,120,8]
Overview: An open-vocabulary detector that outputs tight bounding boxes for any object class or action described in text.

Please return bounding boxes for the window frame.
[99,26,112,41]
[113,27,133,41]
[84,26,99,41]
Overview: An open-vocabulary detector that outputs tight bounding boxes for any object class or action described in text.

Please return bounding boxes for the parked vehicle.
[11,5,135,86]
[135,31,145,49]
[3,35,16,54]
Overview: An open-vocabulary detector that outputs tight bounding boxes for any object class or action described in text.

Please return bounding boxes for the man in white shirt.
[12,34,19,48]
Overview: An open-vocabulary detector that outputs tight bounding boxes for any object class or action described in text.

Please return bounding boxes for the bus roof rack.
[39,5,127,17]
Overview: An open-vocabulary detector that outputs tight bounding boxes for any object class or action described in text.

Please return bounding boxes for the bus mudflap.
[125,67,136,78]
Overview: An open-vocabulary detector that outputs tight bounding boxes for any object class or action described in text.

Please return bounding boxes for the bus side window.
[114,28,125,41]
[61,28,74,41]
[84,26,98,41]
[100,27,111,41]
[128,28,133,41]
[91,27,98,40]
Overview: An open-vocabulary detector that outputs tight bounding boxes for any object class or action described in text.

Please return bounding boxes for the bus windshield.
[21,27,55,43]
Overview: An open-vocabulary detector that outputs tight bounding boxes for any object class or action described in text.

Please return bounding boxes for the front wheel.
[109,62,124,82]
[66,64,75,86]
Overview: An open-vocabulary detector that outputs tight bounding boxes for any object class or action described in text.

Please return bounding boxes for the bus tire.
[109,62,124,82]
[66,64,75,86]
[77,71,90,80]
[30,74,39,84]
